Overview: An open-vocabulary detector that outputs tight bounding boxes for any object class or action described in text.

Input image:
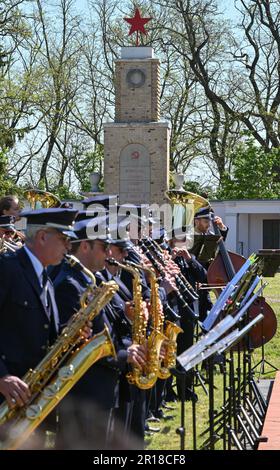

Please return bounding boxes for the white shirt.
[24,245,45,287]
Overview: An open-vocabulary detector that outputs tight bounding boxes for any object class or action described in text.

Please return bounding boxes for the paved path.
[258,372,280,450]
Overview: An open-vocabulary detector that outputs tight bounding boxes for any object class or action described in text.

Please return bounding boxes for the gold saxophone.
[127,260,182,380]
[157,320,183,380]
[0,254,119,450]
[107,258,166,389]
[125,261,167,383]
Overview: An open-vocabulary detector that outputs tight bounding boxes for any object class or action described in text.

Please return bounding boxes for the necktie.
[42,269,57,345]
[113,275,133,302]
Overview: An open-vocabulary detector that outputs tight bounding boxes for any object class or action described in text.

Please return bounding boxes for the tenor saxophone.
[126,260,182,380]
[106,258,166,389]
[0,254,119,450]
[125,260,167,385]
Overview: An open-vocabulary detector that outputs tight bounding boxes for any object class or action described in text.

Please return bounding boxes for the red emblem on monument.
[124,8,152,46]
[131,151,140,160]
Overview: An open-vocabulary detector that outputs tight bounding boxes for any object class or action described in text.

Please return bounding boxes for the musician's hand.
[214,216,227,231]
[80,320,93,340]
[172,247,192,261]
[0,375,31,408]
[163,251,171,261]
[127,343,147,368]
[166,262,180,274]
[171,247,178,260]
[196,282,202,291]
[142,258,153,270]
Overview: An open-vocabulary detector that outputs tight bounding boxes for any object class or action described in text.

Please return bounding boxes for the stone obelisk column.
[104,46,170,206]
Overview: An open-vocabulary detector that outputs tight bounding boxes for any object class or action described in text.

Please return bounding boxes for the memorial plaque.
[119,143,150,204]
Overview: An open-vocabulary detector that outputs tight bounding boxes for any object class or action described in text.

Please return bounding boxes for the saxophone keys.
[58,364,75,380]
[26,404,43,420]
[43,383,60,399]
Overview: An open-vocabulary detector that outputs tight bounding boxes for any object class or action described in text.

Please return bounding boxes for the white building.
[211,200,280,258]
[18,197,280,259]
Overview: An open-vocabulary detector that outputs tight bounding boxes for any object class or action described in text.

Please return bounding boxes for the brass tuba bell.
[165,189,209,213]
[165,188,210,240]
[24,189,61,210]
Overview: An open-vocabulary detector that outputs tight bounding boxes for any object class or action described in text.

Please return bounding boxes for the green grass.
[146,274,280,450]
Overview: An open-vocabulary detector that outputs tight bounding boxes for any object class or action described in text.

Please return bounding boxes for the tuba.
[165,189,209,246]
[165,189,209,215]
[24,189,61,210]
[0,254,119,450]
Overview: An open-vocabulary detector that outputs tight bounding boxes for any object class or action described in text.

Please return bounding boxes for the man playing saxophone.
[54,216,147,449]
[0,208,94,447]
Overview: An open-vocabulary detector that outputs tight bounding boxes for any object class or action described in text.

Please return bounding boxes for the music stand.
[251,301,278,377]
[178,315,236,368]
[189,234,220,264]
[177,314,264,450]
[218,314,264,355]
[257,250,280,277]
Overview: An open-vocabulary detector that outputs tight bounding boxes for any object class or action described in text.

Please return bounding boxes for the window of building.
[263,220,280,249]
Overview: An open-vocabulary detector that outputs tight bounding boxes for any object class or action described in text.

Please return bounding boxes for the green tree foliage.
[216,142,280,200]
[0,149,22,196]
[182,180,216,200]
[73,145,104,193]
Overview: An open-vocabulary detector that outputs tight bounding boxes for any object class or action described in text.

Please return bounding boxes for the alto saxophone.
[106,258,166,389]
[0,254,119,450]
[127,260,182,380]
[157,320,183,380]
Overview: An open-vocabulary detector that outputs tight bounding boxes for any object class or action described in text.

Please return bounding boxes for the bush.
[216,142,280,200]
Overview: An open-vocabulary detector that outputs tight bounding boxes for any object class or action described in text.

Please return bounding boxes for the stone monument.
[104,15,170,206]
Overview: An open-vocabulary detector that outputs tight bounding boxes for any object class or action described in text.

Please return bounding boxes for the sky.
[76,0,241,21]
[43,0,242,188]
[67,0,242,188]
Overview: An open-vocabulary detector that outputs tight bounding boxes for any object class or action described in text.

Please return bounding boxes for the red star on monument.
[124,8,152,46]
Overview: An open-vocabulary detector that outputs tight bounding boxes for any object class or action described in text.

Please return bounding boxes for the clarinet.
[148,237,199,300]
[137,241,165,281]
[144,238,199,303]
[138,241,198,322]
